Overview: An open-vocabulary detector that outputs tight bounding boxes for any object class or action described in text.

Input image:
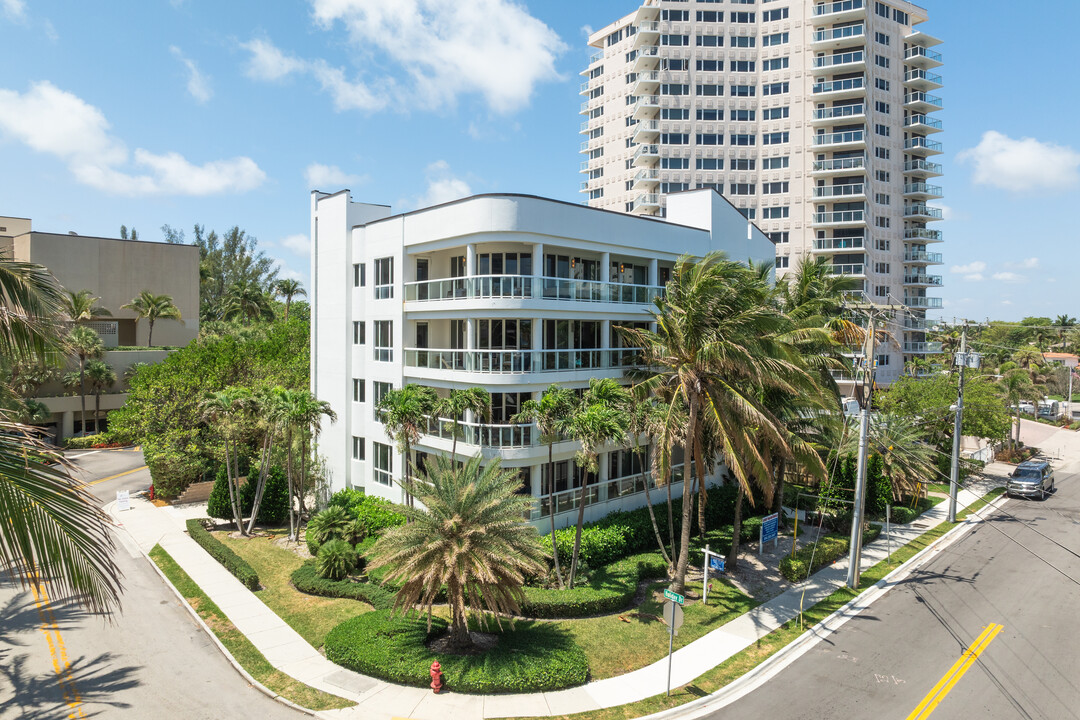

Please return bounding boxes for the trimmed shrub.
[323,610,589,693]
[779,525,882,583]
[887,497,939,525]
[185,519,260,590]
[329,488,365,510]
[254,465,289,525]
[64,433,109,449]
[354,496,406,537]
[290,561,394,609]
[305,506,352,555]
[520,552,667,618]
[318,539,359,581]
[206,466,233,520]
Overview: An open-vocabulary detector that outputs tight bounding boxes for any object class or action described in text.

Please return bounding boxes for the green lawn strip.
[211,531,372,648]
[148,544,354,711]
[494,519,965,720]
[927,482,951,494]
[957,487,1006,521]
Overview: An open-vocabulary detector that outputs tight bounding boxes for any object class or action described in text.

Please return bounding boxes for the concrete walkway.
[111,479,1002,720]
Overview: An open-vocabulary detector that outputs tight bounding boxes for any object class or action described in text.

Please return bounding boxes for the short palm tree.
[999,369,1034,449]
[367,454,547,651]
[293,391,336,515]
[842,413,936,500]
[274,278,306,321]
[377,384,437,507]
[434,387,491,462]
[67,325,104,436]
[85,359,116,434]
[1054,315,1077,351]
[61,289,112,323]
[122,291,182,347]
[221,281,274,323]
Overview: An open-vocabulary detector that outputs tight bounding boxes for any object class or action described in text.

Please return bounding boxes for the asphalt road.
[0,448,302,719]
[707,465,1080,720]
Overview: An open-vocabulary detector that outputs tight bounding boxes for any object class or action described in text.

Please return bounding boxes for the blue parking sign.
[709,555,725,573]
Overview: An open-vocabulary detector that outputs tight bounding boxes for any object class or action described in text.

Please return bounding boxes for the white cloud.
[304,162,366,188]
[992,271,1025,283]
[415,160,471,207]
[1019,257,1040,269]
[1,0,26,21]
[938,203,954,221]
[308,0,566,114]
[280,233,310,256]
[1002,300,1013,306]
[0,81,265,196]
[170,46,212,103]
[272,259,306,283]
[241,38,306,81]
[950,261,986,281]
[957,130,1080,192]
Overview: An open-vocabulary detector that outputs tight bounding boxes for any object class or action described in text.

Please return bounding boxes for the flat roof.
[21,230,200,250]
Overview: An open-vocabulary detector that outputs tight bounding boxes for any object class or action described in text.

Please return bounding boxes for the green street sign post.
[663,599,685,696]
[663,588,685,605]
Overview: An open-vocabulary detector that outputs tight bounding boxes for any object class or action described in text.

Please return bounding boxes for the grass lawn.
[957,487,1006,520]
[149,544,354,711]
[212,530,372,649]
[926,482,951,494]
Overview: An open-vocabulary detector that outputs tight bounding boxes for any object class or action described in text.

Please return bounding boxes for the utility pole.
[947,322,969,523]
[846,318,876,589]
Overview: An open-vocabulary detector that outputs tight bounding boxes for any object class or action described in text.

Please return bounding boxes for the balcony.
[632,167,659,190]
[404,275,665,306]
[830,263,866,277]
[579,160,590,173]
[904,91,944,112]
[905,45,943,68]
[904,69,944,91]
[904,274,943,287]
[634,3,660,23]
[812,103,866,125]
[633,95,660,120]
[632,143,660,166]
[904,250,944,264]
[814,183,866,200]
[813,236,865,252]
[813,76,866,100]
[632,118,660,144]
[633,20,660,49]
[422,416,537,448]
[531,468,684,521]
[812,210,867,227]
[813,50,865,72]
[813,129,866,150]
[905,228,943,243]
[905,296,944,309]
[811,155,866,176]
[904,159,943,177]
[904,341,943,354]
[904,183,943,200]
[406,347,643,378]
[811,24,866,50]
[904,136,943,156]
[904,316,934,331]
[633,46,661,73]
[904,204,943,221]
[904,114,943,134]
[812,0,866,22]
[632,70,660,96]
[632,193,661,214]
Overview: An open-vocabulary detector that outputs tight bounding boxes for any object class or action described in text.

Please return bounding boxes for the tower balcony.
[904,68,944,91]
[904,45,943,69]
[812,209,868,228]
[904,250,944,265]
[631,192,661,214]
[632,143,660,167]
[632,119,660,144]
[812,129,866,151]
[904,296,943,309]
[632,167,659,190]
[633,95,661,120]
[813,183,866,201]
[904,273,943,287]
[903,183,944,200]
[830,263,866,278]
[904,341,943,354]
[811,24,866,51]
[633,20,660,49]
[813,50,865,73]
[813,236,865,253]
[904,204,943,221]
[903,159,943,178]
[632,70,660,96]
[904,91,944,113]
[811,156,866,176]
[904,136,943,156]
[812,76,866,101]
[633,46,661,73]
[812,0,866,23]
[905,228,943,243]
[904,114,943,134]
[812,103,866,126]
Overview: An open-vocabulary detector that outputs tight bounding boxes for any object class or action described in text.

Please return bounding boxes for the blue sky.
[0,0,1077,322]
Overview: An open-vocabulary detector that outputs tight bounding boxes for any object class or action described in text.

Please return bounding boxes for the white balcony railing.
[404,275,665,305]
[405,347,642,375]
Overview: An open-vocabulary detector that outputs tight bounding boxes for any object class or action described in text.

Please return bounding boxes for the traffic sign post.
[663,588,685,605]
[663,599,684,696]
[760,512,779,556]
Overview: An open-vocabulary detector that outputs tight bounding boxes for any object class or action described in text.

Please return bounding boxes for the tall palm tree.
[67,325,104,436]
[1054,315,1077,351]
[0,251,121,613]
[999,369,1034,449]
[511,384,576,589]
[292,391,337,515]
[278,389,308,541]
[841,413,937,500]
[377,384,437,508]
[366,454,547,651]
[199,387,254,533]
[627,395,672,568]
[559,378,630,588]
[221,281,274,323]
[61,289,112,323]
[122,291,182,347]
[274,278,306,321]
[85,359,116,434]
[434,387,491,462]
[246,386,289,534]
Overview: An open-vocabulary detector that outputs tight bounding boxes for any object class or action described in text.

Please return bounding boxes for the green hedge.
[520,552,667,618]
[883,496,941,525]
[63,433,111,449]
[779,525,882,583]
[290,561,394,609]
[324,610,589,693]
[185,519,260,590]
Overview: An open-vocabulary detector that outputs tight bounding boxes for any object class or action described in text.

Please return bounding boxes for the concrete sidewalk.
[111,481,1000,720]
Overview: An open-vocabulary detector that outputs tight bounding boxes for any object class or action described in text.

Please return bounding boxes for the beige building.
[579,0,943,384]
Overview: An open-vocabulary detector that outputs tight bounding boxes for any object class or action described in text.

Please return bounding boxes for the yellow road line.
[30,583,86,719]
[83,465,148,488]
[906,623,1003,720]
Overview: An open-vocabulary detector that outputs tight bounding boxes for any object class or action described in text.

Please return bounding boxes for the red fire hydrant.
[430,660,443,694]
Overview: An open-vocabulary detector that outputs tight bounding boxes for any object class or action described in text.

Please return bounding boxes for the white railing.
[404,347,642,374]
[531,466,686,520]
[814,103,865,121]
[812,156,866,172]
[404,275,665,305]
[813,210,866,224]
[814,236,865,251]
[814,184,865,198]
[423,416,537,448]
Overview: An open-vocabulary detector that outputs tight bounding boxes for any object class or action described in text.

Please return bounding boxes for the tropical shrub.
[353,496,406,537]
[290,561,393,609]
[317,539,359,581]
[328,488,365,511]
[520,552,667,618]
[305,506,352,555]
[779,526,881,583]
[185,519,259,590]
[63,433,110,449]
[206,466,232,520]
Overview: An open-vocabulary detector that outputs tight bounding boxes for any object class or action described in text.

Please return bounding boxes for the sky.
[1,0,1078,322]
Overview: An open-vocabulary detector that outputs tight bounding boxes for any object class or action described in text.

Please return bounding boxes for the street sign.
[709,555,725,572]
[663,588,685,605]
[760,512,779,555]
[116,489,131,511]
[663,600,684,631]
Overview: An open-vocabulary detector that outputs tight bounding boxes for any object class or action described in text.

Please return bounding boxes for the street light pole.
[846,318,876,589]
[947,323,968,523]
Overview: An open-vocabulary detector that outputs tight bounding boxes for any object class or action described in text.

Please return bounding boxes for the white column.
[602,319,611,349]
[532,243,544,277]
[600,252,610,283]
[61,411,74,441]
[466,243,477,276]
[649,258,658,286]
[532,317,543,370]
[598,451,610,503]
[466,318,475,350]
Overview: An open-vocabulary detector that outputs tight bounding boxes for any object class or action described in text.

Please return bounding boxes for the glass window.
[373,381,393,420]
[373,442,392,486]
[353,320,365,345]
[374,257,393,299]
[352,436,365,461]
[374,320,393,362]
[353,263,365,287]
[353,378,365,403]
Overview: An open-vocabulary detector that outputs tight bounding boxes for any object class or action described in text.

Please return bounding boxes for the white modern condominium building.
[310,188,773,529]
[580,0,944,384]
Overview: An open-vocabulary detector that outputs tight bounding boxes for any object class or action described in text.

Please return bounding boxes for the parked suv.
[1007,460,1055,500]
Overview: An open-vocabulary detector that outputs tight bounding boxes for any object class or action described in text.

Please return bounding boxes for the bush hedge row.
[779,525,882,583]
[886,497,938,525]
[520,552,667,618]
[323,610,589,693]
[63,433,112,449]
[185,519,260,590]
[290,561,394,610]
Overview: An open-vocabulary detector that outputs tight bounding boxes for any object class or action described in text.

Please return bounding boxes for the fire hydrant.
[430,660,443,694]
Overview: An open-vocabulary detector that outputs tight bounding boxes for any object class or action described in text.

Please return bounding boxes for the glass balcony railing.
[904,183,943,196]
[905,69,943,85]
[423,416,537,448]
[813,24,865,43]
[814,184,865,198]
[905,46,943,64]
[813,130,865,147]
[812,156,866,172]
[530,466,686,521]
[904,204,943,219]
[905,91,943,108]
[904,274,943,286]
[905,228,943,242]
[831,263,865,276]
[813,0,864,16]
[404,275,665,305]
[905,137,943,153]
[904,341,944,353]
[904,251,943,263]
[813,77,865,94]
[814,236,865,251]
[813,51,864,69]
[406,348,642,375]
[814,103,865,120]
[904,114,943,130]
[813,210,866,224]
[904,159,943,174]
[905,296,944,309]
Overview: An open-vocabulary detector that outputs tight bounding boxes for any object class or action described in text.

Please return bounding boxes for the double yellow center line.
[906,622,1004,720]
[30,583,86,719]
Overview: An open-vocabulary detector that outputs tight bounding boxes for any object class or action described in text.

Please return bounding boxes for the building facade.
[579,0,943,384]
[311,189,774,529]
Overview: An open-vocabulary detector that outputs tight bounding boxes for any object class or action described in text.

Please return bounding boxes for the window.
[353,263,365,287]
[874,284,889,297]
[894,8,909,25]
[875,124,891,137]
[662,157,691,169]
[374,257,393,299]
[763,181,789,194]
[730,12,755,23]
[696,10,721,21]
[763,107,789,120]
[661,83,690,95]
[666,58,687,71]
[730,109,755,121]
[373,381,392,419]
[763,57,789,71]
[732,158,756,170]
[875,216,891,228]
[730,35,756,47]
[352,436,365,461]
[661,133,690,144]
[696,60,722,72]
[763,82,789,96]
[875,193,891,205]
[696,158,724,170]
[875,170,891,182]
[762,32,788,46]
[768,231,790,243]
[875,147,891,159]
[762,156,790,170]
[875,31,891,45]
[730,133,756,146]
[877,354,891,367]
[763,131,790,145]
[730,84,756,97]
[775,256,790,269]
[696,34,723,47]
[353,320,366,345]
[875,2,890,18]
[696,108,722,120]
[875,101,890,114]
[696,133,723,145]
[373,442,392,486]
[606,29,623,46]
[762,206,789,219]
[589,188,603,200]
[373,320,393,362]
[875,238,891,251]
[763,8,788,21]
[353,378,365,403]
[662,108,690,120]
[875,78,891,91]
[696,84,724,96]
[876,54,890,68]
[730,61,755,72]
[661,34,689,46]
[875,262,891,274]
[662,9,689,20]
[661,182,690,193]
[729,183,756,195]
[738,208,757,219]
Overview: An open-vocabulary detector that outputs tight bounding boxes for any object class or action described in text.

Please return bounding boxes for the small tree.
[67,326,104,435]
[377,384,437,507]
[434,387,491,462]
[122,291,182,347]
[274,279,306,322]
[85,359,116,434]
[199,387,254,534]
[61,289,112,323]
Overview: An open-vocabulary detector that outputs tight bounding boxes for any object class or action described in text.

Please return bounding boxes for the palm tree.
[1054,315,1077,351]
[366,454,547,651]
[246,386,288,534]
[278,389,308,541]
[61,289,112,323]
[122,291,182,347]
[123,361,148,388]
[999,369,1034,449]
[434,387,491,462]
[292,391,337,516]
[0,251,121,613]
[274,278,306,321]
[199,387,254,534]
[511,384,576,589]
[67,325,104,436]
[842,413,937,500]
[85,359,116,434]
[221,281,274,323]
[377,384,437,508]
[627,395,672,568]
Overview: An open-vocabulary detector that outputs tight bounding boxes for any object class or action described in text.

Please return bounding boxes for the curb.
[631,492,1010,720]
